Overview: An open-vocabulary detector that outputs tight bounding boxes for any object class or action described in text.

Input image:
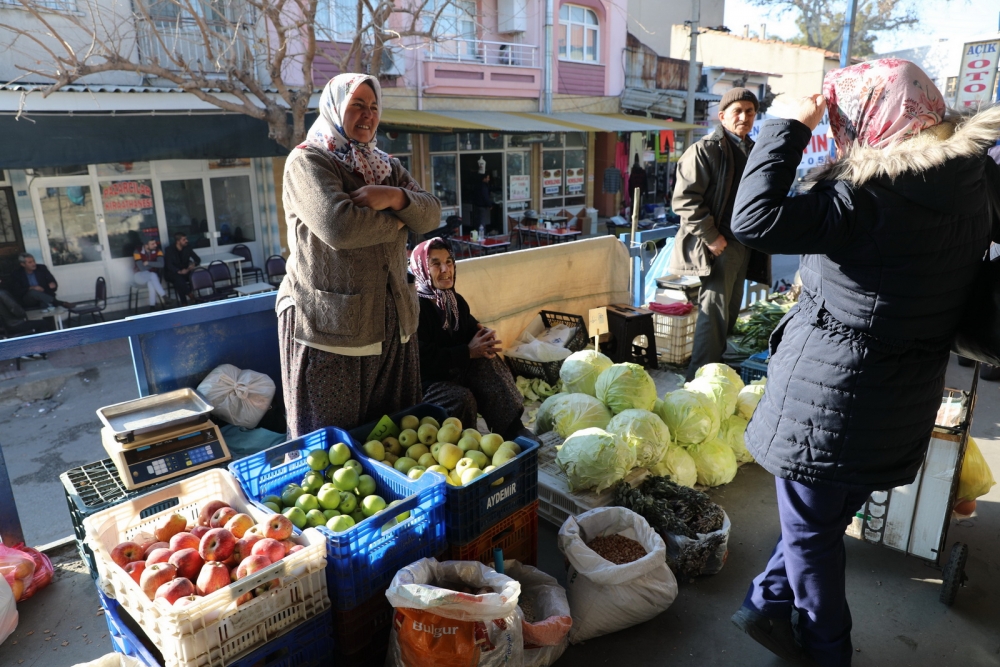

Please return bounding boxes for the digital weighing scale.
[98,389,231,491]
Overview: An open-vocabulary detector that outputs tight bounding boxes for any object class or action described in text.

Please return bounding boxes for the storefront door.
[0,186,25,278]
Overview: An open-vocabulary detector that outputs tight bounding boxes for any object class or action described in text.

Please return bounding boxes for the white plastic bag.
[506,333,573,363]
[385,558,524,667]
[197,364,275,429]
[505,561,572,667]
[558,506,677,643]
[0,574,16,646]
[665,510,731,579]
[536,324,577,348]
[71,654,142,667]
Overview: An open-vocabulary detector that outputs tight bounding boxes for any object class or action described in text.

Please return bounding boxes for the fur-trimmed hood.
[816,104,1000,186]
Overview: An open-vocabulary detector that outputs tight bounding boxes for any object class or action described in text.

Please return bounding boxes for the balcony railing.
[136,17,253,73]
[425,39,538,69]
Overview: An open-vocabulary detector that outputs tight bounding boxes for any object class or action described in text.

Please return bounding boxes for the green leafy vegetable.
[535,392,613,437]
[655,389,720,445]
[686,438,738,487]
[556,427,637,492]
[560,350,614,396]
[685,375,740,420]
[719,415,753,463]
[736,379,767,420]
[648,444,698,488]
[694,363,745,391]
[606,409,672,468]
[595,362,658,415]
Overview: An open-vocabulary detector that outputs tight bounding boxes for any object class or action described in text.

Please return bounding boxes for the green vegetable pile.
[614,475,724,539]
[515,376,562,402]
[733,299,795,353]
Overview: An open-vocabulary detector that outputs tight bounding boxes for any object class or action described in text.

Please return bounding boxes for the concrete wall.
[627,0,723,58]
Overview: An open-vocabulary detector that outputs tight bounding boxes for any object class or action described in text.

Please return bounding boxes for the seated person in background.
[164,232,201,305]
[133,238,168,309]
[411,239,531,440]
[9,253,64,311]
[0,288,46,349]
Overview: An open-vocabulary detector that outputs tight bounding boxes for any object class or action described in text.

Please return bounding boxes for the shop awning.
[378,108,496,133]
[379,110,702,134]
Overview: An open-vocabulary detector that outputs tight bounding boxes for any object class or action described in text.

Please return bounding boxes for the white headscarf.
[300,73,393,185]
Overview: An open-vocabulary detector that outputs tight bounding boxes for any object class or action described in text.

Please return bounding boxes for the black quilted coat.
[732,110,1000,490]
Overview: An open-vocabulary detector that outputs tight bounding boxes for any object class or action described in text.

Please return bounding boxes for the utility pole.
[839,0,858,68]
[685,0,701,151]
[543,0,554,114]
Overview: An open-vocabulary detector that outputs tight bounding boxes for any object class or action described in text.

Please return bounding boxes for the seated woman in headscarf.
[410,238,528,440]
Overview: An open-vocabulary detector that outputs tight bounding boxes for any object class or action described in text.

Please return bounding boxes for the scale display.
[122,427,226,485]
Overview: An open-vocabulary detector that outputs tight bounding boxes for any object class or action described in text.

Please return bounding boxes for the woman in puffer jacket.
[728,58,1000,667]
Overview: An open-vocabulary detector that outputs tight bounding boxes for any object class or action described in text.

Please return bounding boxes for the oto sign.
[956,40,1000,108]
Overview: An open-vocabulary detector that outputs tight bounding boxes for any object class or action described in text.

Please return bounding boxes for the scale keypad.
[126,429,226,484]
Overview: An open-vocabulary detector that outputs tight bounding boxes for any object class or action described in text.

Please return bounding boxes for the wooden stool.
[600,303,659,370]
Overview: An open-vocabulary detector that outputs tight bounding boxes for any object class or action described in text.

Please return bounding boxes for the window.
[945,76,958,98]
[162,179,210,249]
[0,0,78,11]
[211,176,255,244]
[100,179,158,259]
[429,0,477,59]
[39,186,101,266]
[431,155,458,208]
[541,133,587,210]
[316,0,366,42]
[558,4,598,63]
[377,130,413,172]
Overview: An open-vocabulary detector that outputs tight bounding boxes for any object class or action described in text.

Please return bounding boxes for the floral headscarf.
[823,58,946,153]
[300,73,393,185]
[410,239,460,331]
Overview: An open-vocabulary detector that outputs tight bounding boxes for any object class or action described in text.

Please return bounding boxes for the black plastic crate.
[740,351,770,384]
[505,310,589,384]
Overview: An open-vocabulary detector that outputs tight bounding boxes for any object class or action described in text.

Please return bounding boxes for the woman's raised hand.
[350,185,406,211]
[796,94,827,131]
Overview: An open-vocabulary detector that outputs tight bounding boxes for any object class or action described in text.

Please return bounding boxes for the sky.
[723,0,1000,53]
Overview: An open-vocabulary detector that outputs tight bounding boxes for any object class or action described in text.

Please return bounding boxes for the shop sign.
[509,175,531,201]
[956,40,1000,108]
[101,180,154,212]
[566,168,584,194]
[750,112,833,169]
[542,169,562,195]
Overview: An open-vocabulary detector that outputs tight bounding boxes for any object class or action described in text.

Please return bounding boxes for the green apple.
[357,474,377,497]
[427,465,450,478]
[344,459,364,475]
[394,457,418,475]
[306,509,327,527]
[326,515,355,533]
[280,484,305,508]
[307,449,330,471]
[387,499,410,523]
[301,471,325,494]
[418,453,437,468]
[323,509,341,519]
[398,429,419,448]
[384,453,399,465]
[363,440,385,461]
[262,494,282,507]
[437,443,463,470]
[457,436,480,453]
[502,441,522,455]
[419,416,440,429]
[382,437,403,456]
[295,493,320,513]
[283,506,307,529]
[333,467,360,492]
[350,510,367,525]
[442,417,463,431]
[317,483,342,510]
[480,433,504,458]
[406,444,430,460]
[324,465,341,481]
[417,424,438,445]
[455,457,477,476]
[431,442,445,461]
[328,442,352,466]
[461,429,482,444]
[263,501,281,513]
[492,447,518,466]
[484,465,504,486]
[361,494,387,517]
[407,466,426,480]
[338,491,358,515]
[436,424,462,445]
[449,469,464,486]
[465,450,489,470]
[400,415,420,431]
[460,468,485,485]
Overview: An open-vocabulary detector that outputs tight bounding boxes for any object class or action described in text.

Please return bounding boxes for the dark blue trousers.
[743,477,874,667]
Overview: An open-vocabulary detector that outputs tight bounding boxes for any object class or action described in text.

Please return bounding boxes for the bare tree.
[0,0,461,149]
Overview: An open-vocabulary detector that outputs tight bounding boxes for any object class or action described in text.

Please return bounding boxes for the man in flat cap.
[669,87,771,379]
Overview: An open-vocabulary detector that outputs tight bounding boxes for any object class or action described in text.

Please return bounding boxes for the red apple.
[124,560,146,584]
[198,500,231,527]
[233,535,263,565]
[155,577,195,605]
[224,513,255,539]
[254,578,281,597]
[287,545,305,554]
[211,507,239,529]
[279,538,298,556]
[235,554,271,580]
[111,541,145,568]
[244,525,266,539]
[168,548,204,580]
[251,538,285,564]
[143,541,169,558]
[146,548,174,565]
[133,534,159,552]
[174,595,201,609]
[190,525,211,539]
[199,528,236,562]
[262,514,293,541]
[236,592,254,606]
[196,561,231,596]
[153,513,188,543]
[169,532,200,552]
[140,562,177,600]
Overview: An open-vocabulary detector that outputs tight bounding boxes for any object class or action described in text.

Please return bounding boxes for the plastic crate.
[331,586,393,656]
[652,310,698,365]
[348,403,448,445]
[228,427,447,611]
[100,587,335,667]
[535,437,613,527]
[82,469,330,667]
[448,500,538,567]
[740,351,770,384]
[505,310,589,384]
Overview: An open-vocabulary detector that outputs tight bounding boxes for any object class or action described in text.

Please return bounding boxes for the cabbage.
[655,389,720,445]
[687,438,738,487]
[695,363,745,391]
[719,415,753,463]
[595,363,658,415]
[556,427,637,492]
[649,444,698,488]
[559,350,614,396]
[606,409,672,468]
[685,375,740,419]
[535,392,613,437]
[736,379,767,420]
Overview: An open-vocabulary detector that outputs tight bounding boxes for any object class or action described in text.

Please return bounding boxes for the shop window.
[211,176,255,244]
[100,179,158,258]
[162,179,210,249]
[542,133,587,211]
[36,165,88,177]
[430,134,458,152]
[378,130,412,171]
[431,155,458,207]
[39,186,101,265]
[484,133,504,150]
[558,4,599,63]
[505,151,531,215]
[96,162,151,178]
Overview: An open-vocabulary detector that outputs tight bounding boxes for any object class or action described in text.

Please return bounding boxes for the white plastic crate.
[652,310,697,365]
[83,468,330,667]
[536,434,613,528]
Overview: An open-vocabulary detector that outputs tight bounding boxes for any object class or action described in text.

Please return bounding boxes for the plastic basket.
[652,310,698,365]
[448,500,538,567]
[535,439,612,527]
[331,586,393,656]
[227,427,447,611]
[348,403,448,446]
[740,351,770,384]
[100,587,335,667]
[505,310,589,384]
[82,468,330,667]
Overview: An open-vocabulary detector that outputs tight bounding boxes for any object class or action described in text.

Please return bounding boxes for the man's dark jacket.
[164,244,201,278]
[8,264,57,302]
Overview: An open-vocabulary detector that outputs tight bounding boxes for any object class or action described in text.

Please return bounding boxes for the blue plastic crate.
[100,587,334,667]
[348,402,448,445]
[741,351,770,384]
[228,426,447,611]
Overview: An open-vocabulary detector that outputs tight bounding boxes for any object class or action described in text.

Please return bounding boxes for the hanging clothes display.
[603,166,622,194]
[615,139,630,206]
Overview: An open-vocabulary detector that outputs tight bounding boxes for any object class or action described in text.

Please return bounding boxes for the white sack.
[505,560,572,667]
[197,363,275,429]
[0,574,16,646]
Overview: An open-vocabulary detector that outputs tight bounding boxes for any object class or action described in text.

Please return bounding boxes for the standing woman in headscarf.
[410,238,528,439]
[278,74,441,437]
[728,59,1000,666]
